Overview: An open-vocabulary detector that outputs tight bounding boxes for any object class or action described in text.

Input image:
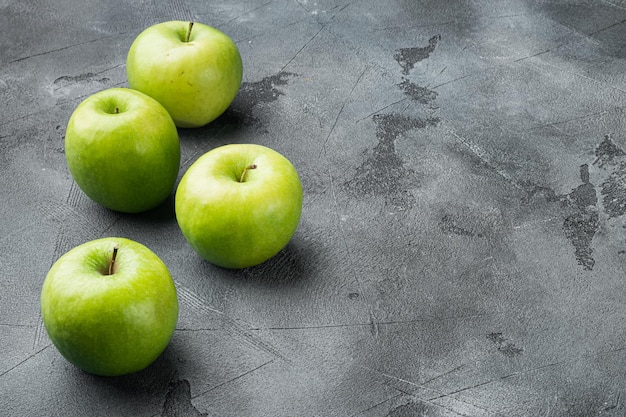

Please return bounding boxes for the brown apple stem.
[185,21,194,42]
[114,107,119,114]
[108,245,119,275]
[239,164,257,183]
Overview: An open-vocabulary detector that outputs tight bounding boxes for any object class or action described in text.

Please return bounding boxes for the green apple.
[175,144,303,269]
[41,237,178,377]
[126,20,243,128]
[65,88,180,213]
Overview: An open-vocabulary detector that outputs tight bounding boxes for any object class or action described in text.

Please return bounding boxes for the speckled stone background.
[2,1,626,416]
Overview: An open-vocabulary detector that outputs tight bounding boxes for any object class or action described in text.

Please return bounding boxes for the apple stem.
[185,21,194,42]
[108,245,119,275]
[239,164,257,183]
[114,107,119,114]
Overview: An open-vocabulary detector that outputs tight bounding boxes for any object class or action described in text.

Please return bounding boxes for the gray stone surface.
[2,0,626,416]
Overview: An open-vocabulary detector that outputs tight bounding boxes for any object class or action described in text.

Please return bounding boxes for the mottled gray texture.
[3,0,626,416]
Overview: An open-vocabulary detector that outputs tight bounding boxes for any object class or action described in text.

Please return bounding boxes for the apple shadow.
[178,103,256,145]
[111,193,176,225]
[72,342,179,404]
[199,236,318,288]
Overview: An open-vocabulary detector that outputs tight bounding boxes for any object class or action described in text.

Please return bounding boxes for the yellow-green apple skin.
[126,20,243,128]
[64,88,180,213]
[41,237,179,377]
[175,144,303,269]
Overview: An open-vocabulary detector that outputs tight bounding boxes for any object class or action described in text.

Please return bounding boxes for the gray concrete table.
[2,1,626,416]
